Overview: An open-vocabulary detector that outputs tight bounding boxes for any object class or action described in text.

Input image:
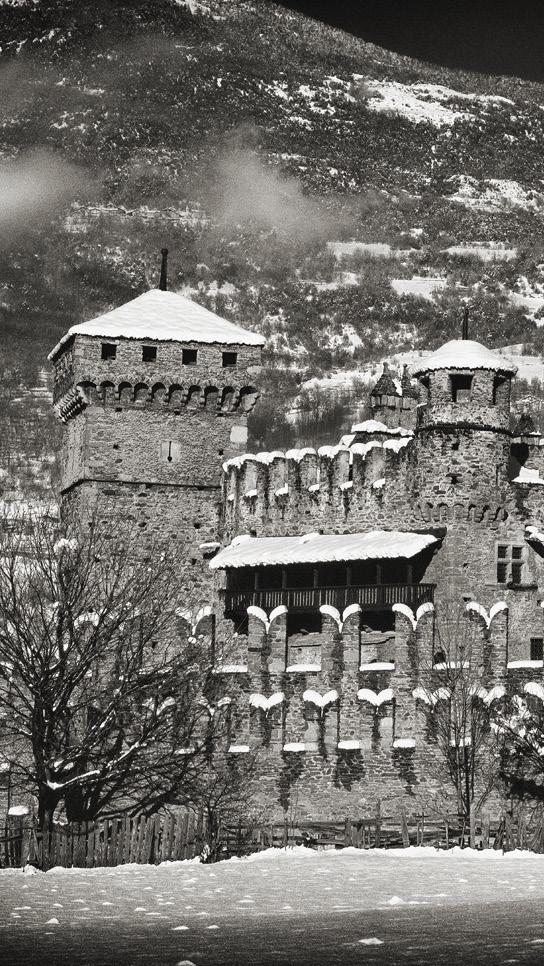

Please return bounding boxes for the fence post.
[20,822,31,868]
[375,801,382,849]
[344,817,352,848]
[469,808,476,850]
[482,814,490,849]
[400,809,410,848]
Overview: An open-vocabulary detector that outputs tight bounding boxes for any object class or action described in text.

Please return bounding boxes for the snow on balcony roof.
[210,530,438,570]
[410,340,517,376]
[48,289,265,360]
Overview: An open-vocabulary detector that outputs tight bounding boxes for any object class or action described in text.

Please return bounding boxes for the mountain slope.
[2,0,544,492]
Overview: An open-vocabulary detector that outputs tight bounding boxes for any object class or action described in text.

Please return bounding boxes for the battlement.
[222,438,413,534]
[55,379,260,423]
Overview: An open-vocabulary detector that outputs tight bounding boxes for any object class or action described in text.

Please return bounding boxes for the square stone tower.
[49,288,264,602]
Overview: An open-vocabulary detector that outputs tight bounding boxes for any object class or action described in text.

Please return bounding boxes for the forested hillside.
[2,0,544,496]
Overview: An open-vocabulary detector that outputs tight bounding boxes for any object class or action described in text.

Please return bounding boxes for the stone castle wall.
[193,604,544,820]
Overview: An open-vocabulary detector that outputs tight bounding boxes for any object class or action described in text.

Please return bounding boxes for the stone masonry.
[51,293,544,821]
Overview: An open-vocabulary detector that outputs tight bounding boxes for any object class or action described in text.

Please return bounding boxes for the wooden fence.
[2,806,544,870]
[1,810,204,871]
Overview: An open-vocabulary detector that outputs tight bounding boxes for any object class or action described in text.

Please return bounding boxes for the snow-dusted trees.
[415,601,506,818]
[0,513,236,830]
[495,685,544,803]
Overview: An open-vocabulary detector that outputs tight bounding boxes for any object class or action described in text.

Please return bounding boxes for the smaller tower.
[369,362,416,430]
[411,339,517,504]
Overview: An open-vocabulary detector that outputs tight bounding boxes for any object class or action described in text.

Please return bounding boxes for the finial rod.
[159,248,168,291]
[462,305,469,340]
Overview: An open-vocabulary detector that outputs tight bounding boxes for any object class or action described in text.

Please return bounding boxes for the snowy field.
[2,847,544,964]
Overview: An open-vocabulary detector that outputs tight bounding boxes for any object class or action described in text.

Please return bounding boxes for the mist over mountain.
[2,0,544,498]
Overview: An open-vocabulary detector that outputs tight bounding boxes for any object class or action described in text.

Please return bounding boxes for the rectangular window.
[101,342,117,361]
[496,544,525,585]
[222,351,238,367]
[142,345,157,363]
[182,348,198,365]
[450,373,472,402]
[531,638,544,661]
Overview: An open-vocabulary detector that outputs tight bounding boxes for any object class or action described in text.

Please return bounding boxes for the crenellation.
[52,291,544,819]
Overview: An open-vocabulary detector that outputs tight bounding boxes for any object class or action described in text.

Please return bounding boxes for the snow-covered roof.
[48,289,265,360]
[410,340,517,377]
[210,530,438,569]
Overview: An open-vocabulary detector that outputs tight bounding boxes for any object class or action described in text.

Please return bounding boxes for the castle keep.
[50,286,544,818]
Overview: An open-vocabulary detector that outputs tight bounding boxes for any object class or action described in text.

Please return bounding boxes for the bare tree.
[0,511,245,830]
[415,600,505,819]
[494,687,544,804]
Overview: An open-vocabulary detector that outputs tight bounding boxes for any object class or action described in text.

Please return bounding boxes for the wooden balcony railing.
[222,583,435,614]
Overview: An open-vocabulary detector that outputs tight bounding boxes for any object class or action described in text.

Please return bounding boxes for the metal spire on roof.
[462,305,469,340]
[159,248,168,291]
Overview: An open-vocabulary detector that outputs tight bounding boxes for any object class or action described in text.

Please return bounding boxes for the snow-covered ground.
[2,847,544,965]
[354,78,514,128]
[448,175,543,212]
[391,277,447,299]
[442,243,518,261]
[327,241,414,259]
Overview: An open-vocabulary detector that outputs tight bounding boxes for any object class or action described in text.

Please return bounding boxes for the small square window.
[101,342,117,361]
[450,373,472,402]
[222,351,238,367]
[142,345,157,363]
[530,638,543,661]
[497,546,508,558]
[512,546,523,560]
[182,348,198,365]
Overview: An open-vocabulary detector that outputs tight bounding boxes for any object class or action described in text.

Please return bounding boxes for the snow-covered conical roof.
[48,289,265,360]
[410,340,517,377]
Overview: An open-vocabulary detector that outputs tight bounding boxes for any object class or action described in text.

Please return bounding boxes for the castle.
[49,278,544,818]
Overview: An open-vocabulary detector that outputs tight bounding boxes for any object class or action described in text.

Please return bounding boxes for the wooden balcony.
[223,583,435,614]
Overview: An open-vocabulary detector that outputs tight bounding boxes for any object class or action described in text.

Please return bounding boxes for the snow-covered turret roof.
[48,289,265,360]
[410,340,517,377]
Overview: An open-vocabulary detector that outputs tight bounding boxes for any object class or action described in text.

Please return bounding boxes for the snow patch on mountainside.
[391,277,447,300]
[449,176,544,211]
[354,79,514,128]
[328,241,414,259]
[442,243,518,261]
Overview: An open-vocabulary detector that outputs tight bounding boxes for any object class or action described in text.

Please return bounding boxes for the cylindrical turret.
[411,340,517,504]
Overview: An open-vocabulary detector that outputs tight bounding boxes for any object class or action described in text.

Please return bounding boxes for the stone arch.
[221,386,235,412]
[133,382,149,405]
[168,384,184,408]
[118,381,132,406]
[99,381,115,405]
[238,386,259,413]
[204,386,219,409]
[186,385,202,410]
[151,382,167,405]
[453,502,465,522]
